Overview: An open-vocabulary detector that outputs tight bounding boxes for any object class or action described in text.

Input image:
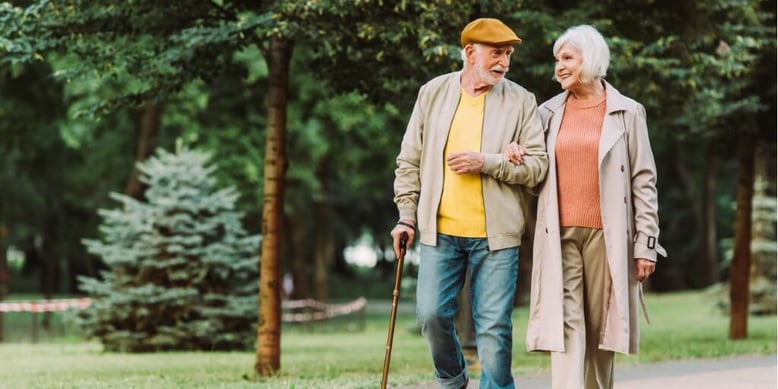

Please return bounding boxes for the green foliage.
[1,0,268,114]
[164,46,269,223]
[0,2,49,65]
[292,0,525,106]
[648,0,774,143]
[284,45,408,247]
[0,0,517,112]
[78,147,260,352]
[0,61,65,241]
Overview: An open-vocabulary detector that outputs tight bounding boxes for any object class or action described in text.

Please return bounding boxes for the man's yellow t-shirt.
[437,89,487,238]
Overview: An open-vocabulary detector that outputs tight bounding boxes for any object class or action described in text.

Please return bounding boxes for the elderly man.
[390,18,548,389]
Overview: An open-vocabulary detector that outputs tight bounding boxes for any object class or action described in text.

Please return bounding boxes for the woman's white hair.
[553,25,610,83]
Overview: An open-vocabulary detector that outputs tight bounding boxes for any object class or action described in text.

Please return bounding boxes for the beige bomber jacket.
[393,71,548,250]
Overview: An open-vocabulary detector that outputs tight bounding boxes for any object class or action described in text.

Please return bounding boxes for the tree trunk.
[673,143,706,288]
[312,200,333,300]
[287,209,309,299]
[124,102,163,200]
[41,218,60,331]
[701,151,719,286]
[0,224,7,342]
[255,35,293,376]
[729,134,755,340]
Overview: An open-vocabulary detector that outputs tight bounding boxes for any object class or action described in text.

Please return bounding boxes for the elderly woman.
[504,25,666,388]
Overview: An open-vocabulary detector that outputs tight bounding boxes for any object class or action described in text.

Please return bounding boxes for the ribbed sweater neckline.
[566,91,606,109]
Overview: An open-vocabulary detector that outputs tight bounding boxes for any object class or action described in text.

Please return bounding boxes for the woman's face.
[554,42,584,91]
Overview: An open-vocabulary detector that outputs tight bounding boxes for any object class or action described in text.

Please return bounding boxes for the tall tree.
[729,134,755,339]
[256,34,291,374]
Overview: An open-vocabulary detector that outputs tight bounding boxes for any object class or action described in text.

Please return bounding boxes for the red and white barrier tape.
[0,298,92,313]
[0,297,368,322]
[281,297,367,323]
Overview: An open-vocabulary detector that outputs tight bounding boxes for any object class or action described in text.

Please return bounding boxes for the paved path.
[398,354,777,389]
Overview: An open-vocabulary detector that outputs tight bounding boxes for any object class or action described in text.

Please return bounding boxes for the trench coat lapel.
[599,81,629,165]
[542,93,567,166]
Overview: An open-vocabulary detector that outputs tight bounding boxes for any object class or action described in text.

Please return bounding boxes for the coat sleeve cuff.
[633,232,667,260]
[481,153,503,175]
[398,209,416,224]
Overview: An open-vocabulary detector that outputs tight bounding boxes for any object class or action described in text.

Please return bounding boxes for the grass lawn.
[0,291,774,388]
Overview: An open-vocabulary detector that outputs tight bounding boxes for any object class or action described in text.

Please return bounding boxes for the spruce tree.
[79,147,260,352]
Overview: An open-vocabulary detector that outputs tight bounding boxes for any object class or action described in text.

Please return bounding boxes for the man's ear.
[464,44,477,62]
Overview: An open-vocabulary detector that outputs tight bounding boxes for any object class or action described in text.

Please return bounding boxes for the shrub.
[78,147,260,352]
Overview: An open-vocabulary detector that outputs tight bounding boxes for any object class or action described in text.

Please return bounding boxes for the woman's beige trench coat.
[526,81,667,355]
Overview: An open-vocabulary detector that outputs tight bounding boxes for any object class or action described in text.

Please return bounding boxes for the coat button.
[624,196,627,204]
[545,227,548,233]
[621,165,625,172]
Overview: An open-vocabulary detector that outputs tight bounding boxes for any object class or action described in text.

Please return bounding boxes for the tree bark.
[255,35,293,376]
[124,102,163,200]
[729,134,755,340]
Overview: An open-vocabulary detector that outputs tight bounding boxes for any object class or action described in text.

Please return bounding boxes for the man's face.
[472,44,514,86]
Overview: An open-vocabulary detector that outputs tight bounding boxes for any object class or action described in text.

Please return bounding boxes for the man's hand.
[502,142,525,165]
[635,258,656,282]
[390,221,415,258]
[446,151,484,174]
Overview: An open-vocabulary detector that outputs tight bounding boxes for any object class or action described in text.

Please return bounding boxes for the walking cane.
[381,231,409,389]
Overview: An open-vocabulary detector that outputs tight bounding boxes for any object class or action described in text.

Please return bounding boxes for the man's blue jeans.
[416,234,519,389]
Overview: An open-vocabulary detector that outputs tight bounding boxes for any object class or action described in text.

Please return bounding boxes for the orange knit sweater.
[556,94,606,229]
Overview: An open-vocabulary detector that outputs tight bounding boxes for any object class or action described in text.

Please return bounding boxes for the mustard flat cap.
[460,18,522,48]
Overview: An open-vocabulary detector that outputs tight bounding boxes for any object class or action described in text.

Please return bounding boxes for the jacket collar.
[448,71,509,97]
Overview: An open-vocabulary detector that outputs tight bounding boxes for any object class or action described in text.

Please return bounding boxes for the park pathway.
[367,301,776,389]
[397,353,777,389]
